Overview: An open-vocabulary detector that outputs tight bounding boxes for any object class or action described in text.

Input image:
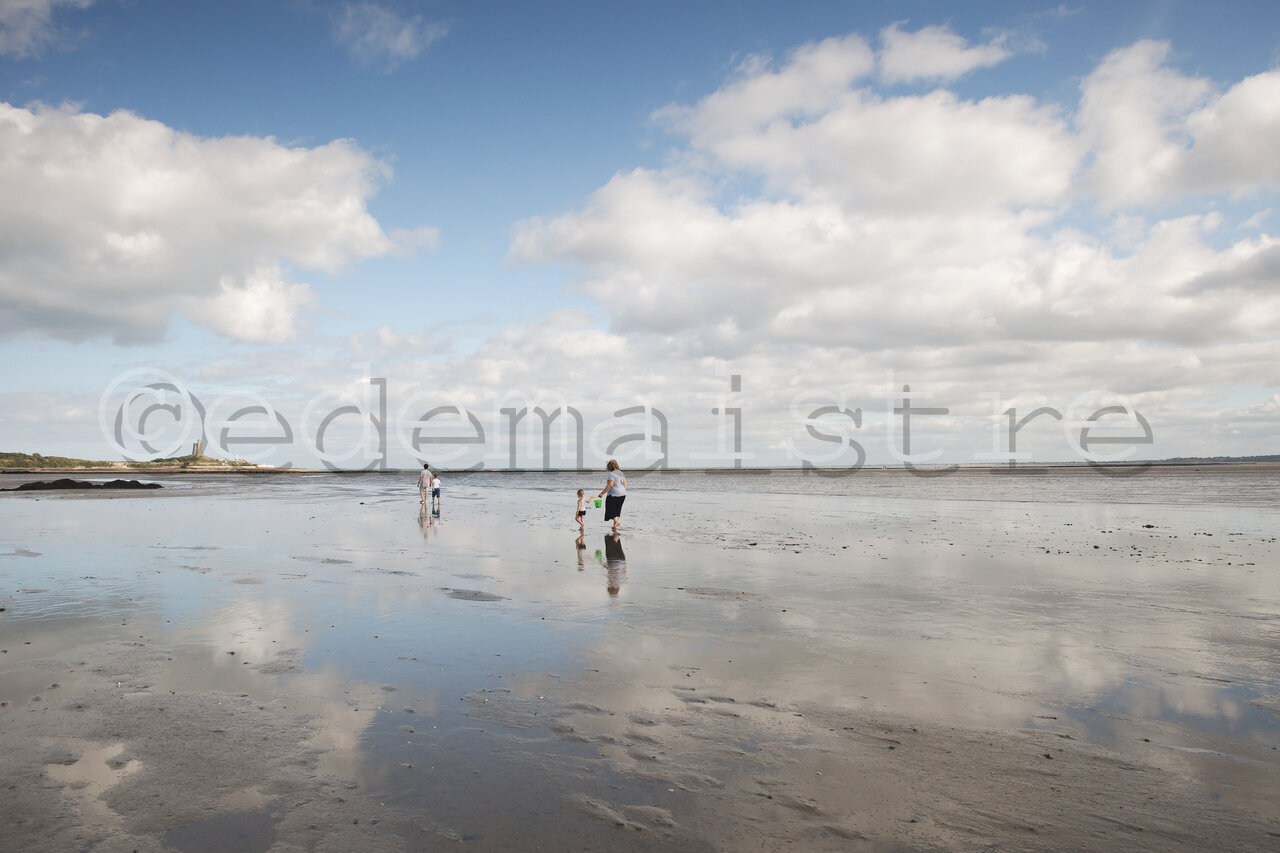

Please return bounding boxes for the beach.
[2,468,1278,851]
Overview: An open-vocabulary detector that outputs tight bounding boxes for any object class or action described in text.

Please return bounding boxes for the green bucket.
[593,497,602,508]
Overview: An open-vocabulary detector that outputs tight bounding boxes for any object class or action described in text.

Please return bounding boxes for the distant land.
[1161,455,1280,463]
[1,451,1278,473]
[0,451,260,470]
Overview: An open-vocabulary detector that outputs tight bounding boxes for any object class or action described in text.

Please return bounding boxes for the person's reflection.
[601,533,626,596]
[418,506,438,540]
[575,533,586,570]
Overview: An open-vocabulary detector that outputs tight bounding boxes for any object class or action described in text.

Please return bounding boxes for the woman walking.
[597,459,627,533]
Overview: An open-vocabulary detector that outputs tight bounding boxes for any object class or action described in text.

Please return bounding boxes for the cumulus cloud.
[515,172,1278,350]
[1080,41,1280,206]
[333,2,447,71]
[503,31,1280,461]
[655,34,875,141]
[197,265,315,343]
[0,0,91,58]
[656,33,1075,212]
[0,102,413,343]
[878,23,1012,84]
[515,33,1280,350]
[1078,41,1213,206]
[1181,69,1280,193]
[672,95,1075,214]
[1181,237,1280,296]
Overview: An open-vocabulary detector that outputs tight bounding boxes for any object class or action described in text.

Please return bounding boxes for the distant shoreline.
[3,460,1279,476]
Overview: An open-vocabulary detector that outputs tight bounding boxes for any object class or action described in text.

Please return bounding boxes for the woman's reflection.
[601,533,626,596]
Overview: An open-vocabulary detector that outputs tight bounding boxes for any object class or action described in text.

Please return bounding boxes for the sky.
[2,0,1279,470]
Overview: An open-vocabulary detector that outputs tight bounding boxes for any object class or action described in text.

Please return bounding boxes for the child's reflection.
[575,533,586,570]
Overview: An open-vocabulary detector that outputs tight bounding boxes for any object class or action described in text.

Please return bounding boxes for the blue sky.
[2,1,1280,468]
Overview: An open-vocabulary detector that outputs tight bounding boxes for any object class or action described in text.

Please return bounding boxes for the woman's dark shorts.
[604,494,625,521]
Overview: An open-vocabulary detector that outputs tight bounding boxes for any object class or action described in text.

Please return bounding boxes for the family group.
[576,459,627,534]
[414,460,628,534]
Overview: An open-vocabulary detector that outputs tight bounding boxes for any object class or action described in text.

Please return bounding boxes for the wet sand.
[1,470,1278,851]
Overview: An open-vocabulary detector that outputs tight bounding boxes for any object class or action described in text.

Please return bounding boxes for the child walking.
[575,488,588,531]
[430,472,442,512]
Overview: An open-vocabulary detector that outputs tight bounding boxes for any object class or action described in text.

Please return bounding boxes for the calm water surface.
[2,467,1278,849]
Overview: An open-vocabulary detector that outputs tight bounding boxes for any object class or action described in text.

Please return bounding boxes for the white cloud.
[1078,41,1213,206]
[878,23,1012,84]
[1081,42,1280,206]
[0,102,413,343]
[206,313,1280,467]
[515,171,1278,350]
[333,2,447,71]
[0,0,91,58]
[68,292,1280,466]
[197,265,315,344]
[501,31,1280,462]
[16,25,1276,465]
[657,39,1075,212]
[1241,208,1272,230]
[514,34,1280,354]
[1181,236,1280,296]
[1181,69,1280,193]
[655,34,875,142]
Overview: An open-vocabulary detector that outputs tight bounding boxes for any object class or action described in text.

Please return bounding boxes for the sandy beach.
[2,468,1278,851]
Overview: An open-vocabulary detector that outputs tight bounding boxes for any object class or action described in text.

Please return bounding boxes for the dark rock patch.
[5,478,162,492]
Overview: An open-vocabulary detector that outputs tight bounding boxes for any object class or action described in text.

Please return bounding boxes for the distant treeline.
[0,452,113,468]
